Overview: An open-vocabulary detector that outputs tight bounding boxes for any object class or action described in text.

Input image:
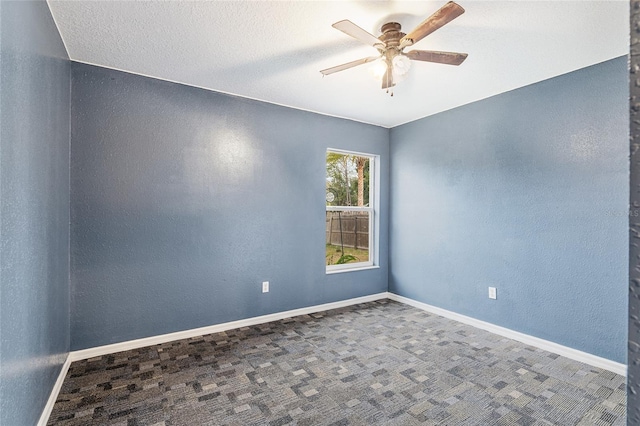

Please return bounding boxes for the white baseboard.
[37,355,71,426]
[69,292,388,362]
[386,293,627,376]
[67,291,627,375]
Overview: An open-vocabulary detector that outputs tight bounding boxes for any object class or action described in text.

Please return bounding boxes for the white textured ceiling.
[48,1,628,128]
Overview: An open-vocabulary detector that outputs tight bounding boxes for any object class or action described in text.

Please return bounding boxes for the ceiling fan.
[320,1,468,93]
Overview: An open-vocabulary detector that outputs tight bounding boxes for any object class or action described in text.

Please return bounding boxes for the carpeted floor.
[48,300,626,425]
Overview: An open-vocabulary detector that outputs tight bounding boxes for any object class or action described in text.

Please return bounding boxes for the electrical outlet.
[262,281,269,293]
[488,287,497,300]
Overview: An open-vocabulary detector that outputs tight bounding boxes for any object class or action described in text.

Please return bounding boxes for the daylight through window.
[326,149,376,272]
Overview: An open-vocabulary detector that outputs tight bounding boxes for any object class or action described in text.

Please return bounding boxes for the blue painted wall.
[0,1,71,424]
[70,63,389,350]
[389,57,628,363]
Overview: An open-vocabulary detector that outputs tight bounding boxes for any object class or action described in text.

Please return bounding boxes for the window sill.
[326,265,380,275]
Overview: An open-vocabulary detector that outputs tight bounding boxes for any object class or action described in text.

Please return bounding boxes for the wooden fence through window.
[325,211,369,250]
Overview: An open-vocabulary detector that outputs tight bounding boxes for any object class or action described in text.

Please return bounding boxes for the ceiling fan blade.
[400,1,465,47]
[381,64,394,89]
[320,56,380,76]
[332,20,383,47]
[406,50,468,65]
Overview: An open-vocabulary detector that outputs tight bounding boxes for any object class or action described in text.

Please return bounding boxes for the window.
[326,149,377,272]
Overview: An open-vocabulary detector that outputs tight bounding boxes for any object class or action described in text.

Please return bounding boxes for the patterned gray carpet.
[48,300,625,425]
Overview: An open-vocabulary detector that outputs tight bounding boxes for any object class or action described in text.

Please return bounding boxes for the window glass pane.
[326,152,370,207]
[325,210,370,265]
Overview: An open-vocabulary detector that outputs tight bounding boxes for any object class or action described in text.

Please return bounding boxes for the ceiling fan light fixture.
[370,58,388,80]
[392,54,411,76]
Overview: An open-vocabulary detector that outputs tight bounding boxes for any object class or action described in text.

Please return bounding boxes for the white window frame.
[326,148,378,274]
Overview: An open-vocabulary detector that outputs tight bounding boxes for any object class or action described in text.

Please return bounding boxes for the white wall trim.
[326,265,379,275]
[386,293,627,376]
[37,355,72,426]
[69,293,388,362]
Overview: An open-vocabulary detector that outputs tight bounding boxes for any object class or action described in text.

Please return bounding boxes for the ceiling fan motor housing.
[379,22,405,48]
[379,22,406,65]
